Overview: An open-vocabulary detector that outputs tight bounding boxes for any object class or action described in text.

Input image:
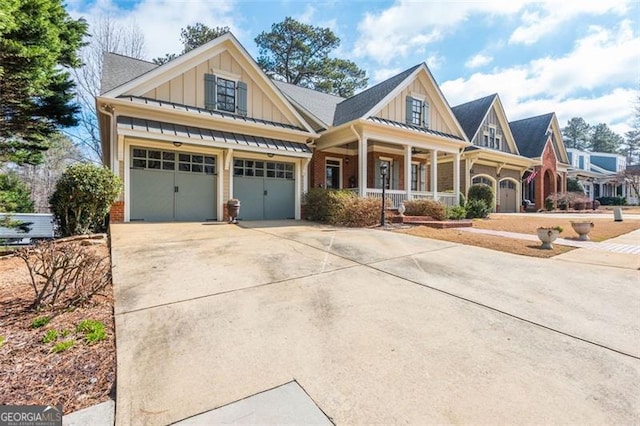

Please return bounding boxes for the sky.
[67,0,640,136]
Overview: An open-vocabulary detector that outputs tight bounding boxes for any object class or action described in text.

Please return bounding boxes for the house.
[509,113,570,210]
[566,148,632,202]
[97,32,317,222]
[451,94,534,212]
[276,64,469,209]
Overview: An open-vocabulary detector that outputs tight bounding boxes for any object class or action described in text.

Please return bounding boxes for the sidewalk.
[459,227,640,269]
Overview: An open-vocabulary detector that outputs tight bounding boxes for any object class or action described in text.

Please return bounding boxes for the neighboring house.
[277,63,469,209]
[567,148,633,202]
[451,94,534,212]
[97,33,317,222]
[509,113,570,210]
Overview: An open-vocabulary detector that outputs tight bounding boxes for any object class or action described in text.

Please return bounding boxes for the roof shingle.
[101,52,158,94]
[509,113,555,158]
[451,94,496,141]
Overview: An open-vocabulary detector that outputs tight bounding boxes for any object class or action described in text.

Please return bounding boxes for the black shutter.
[423,101,430,128]
[405,96,413,124]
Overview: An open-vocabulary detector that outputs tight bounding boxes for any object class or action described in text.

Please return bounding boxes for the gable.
[372,68,464,138]
[101,33,314,134]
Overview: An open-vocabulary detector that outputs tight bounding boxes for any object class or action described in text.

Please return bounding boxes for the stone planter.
[571,221,594,241]
[537,227,561,249]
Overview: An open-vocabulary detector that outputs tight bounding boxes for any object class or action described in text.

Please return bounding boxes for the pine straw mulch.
[398,213,640,259]
[0,242,115,414]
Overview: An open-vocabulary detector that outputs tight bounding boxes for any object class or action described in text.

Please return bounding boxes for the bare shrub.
[403,199,446,220]
[16,241,111,310]
[332,196,381,227]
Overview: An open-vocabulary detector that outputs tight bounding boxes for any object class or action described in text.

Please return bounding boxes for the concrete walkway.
[110,221,640,425]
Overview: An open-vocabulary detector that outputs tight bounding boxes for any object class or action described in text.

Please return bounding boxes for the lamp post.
[380,163,388,226]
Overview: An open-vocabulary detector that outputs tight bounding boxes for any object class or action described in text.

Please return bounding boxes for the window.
[325,159,341,189]
[233,159,293,180]
[216,77,236,112]
[499,180,515,190]
[132,149,215,174]
[472,176,493,186]
[411,163,424,191]
[482,125,501,150]
[406,96,429,127]
[204,74,248,115]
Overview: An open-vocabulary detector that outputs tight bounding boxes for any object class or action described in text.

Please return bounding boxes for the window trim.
[325,157,343,189]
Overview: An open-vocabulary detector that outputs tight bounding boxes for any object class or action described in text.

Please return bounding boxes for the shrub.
[49,164,121,236]
[467,184,494,209]
[465,199,490,219]
[596,196,627,206]
[17,241,111,310]
[446,205,467,220]
[567,177,585,194]
[459,192,467,207]
[544,196,554,211]
[303,189,381,227]
[403,199,446,220]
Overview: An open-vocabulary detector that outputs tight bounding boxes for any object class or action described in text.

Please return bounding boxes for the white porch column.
[453,152,460,205]
[404,145,412,198]
[359,137,368,197]
[431,149,439,201]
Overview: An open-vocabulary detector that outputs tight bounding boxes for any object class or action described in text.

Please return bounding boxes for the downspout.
[97,103,116,169]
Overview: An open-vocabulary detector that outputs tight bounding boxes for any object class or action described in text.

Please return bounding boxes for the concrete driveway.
[111,221,640,425]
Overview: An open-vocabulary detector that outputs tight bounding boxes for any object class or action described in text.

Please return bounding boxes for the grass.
[76,319,107,344]
[51,340,74,353]
[399,213,640,259]
[31,316,51,328]
[42,329,59,343]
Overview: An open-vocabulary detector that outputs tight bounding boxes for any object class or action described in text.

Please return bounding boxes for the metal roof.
[117,116,312,154]
[118,96,307,132]
[367,116,465,141]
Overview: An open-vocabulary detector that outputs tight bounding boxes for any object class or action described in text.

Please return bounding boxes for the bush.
[465,199,490,219]
[467,184,494,209]
[596,196,627,206]
[544,196,554,211]
[567,177,585,194]
[403,199,446,220]
[446,205,467,220]
[17,241,111,310]
[49,164,121,236]
[303,189,381,227]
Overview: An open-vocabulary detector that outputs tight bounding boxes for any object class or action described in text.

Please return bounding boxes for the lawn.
[399,213,640,258]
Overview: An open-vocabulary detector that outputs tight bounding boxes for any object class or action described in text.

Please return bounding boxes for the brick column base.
[109,201,124,223]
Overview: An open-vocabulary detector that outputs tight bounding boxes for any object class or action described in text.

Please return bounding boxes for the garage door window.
[234,160,293,180]
[500,180,516,190]
[133,149,215,174]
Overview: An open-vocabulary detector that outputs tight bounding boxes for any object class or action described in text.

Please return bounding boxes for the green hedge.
[596,196,627,206]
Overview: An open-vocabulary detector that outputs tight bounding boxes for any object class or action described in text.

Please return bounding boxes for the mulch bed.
[0,243,115,414]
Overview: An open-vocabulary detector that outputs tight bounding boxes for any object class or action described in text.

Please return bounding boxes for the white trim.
[209,68,240,82]
[324,156,343,189]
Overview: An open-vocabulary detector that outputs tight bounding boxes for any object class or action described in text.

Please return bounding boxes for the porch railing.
[346,188,457,208]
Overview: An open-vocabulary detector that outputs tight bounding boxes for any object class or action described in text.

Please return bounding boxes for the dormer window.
[204,73,248,116]
[406,96,429,128]
[483,125,501,150]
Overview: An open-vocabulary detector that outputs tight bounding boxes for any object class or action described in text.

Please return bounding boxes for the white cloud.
[509,0,630,45]
[372,68,402,83]
[353,0,531,64]
[69,0,238,60]
[441,20,639,132]
[294,4,315,24]
[465,54,493,69]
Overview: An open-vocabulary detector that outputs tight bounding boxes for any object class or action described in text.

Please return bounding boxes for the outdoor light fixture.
[267,153,275,157]
[380,163,388,226]
[173,141,183,147]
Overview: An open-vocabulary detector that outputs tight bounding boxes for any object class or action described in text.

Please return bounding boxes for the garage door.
[233,159,295,220]
[130,147,217,221]
[499,180,517,213]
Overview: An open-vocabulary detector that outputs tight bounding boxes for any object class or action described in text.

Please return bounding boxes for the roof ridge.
[451,93,497,110]
[272,79,345,100]
[337,63,421,107]
[509,111,554,124]
[104,51,158,66]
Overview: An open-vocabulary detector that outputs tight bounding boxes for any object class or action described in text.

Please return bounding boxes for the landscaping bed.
[399,213,640,258]
[0,242,115,414]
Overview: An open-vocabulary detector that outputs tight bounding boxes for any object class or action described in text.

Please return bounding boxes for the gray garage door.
[130,147,217,221]
[233,159,295,220]
[499,180,517,213]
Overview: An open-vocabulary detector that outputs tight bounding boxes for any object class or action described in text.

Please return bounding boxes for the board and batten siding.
[373,78,454,135]
[141,50,294,126]
[472,107,512,154]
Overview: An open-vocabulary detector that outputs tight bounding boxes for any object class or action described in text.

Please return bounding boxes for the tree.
[567,177,585,194]
[16,133,81,212]
[562,117,591,150]
[255,17,368,97]
[72,15,146,162]
[0,172,34,213]
[49,163,121,236]
[0,0,88,165]
[620,94,640,165]
[589,123,623,153]
[153,23,229,65]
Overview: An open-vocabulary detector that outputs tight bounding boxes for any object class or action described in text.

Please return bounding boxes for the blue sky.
[68,0,639,136]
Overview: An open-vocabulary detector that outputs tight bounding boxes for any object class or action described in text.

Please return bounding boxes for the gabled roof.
[101,53,158,94]
[509,113,555,158]
[451,94,496,141]
[333,64,421,126]
[273,80,344,127]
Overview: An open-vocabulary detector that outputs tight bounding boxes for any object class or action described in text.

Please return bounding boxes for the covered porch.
[310,119,467,207]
